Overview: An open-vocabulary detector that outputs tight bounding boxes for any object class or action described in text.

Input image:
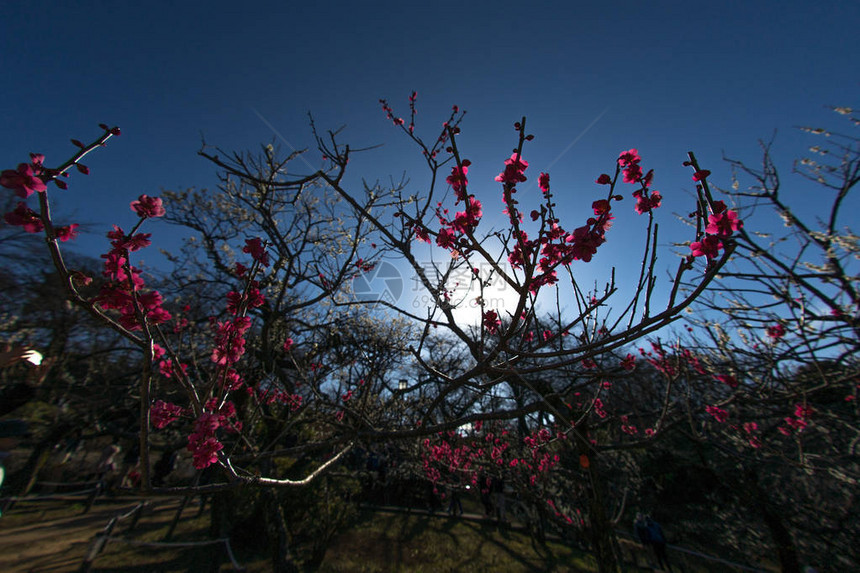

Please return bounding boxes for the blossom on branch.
[242,237,270,267]
[714,373,739,388]
[1,162,47,197]
[130,194,166,218]
[151,400,183,429]
[766,323,786,340]
[446,162,470,202]
[4,202,44,233]
[483,310,501,334]
[539,172,551,193]
[495,153,529,185]
[55,224,79,242]
[706,210,743,236]
[706,405,729,423]
[690,235,722,260]
[633,189,662,214]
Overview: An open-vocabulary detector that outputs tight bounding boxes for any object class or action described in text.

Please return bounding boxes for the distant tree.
[667,106,860,573]
[0,214,153,494]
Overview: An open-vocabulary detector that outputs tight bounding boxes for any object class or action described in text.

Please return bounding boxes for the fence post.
[163,495,192,541]
[82,482,103,514]
[78,516,117,573]
[127,501,148,532]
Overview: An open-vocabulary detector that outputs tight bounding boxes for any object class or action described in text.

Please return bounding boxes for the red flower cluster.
[705,209,743,236]
[690,235,722,260]
[617,149,641,178]
[379,99,405,128]
[742,422,762,448]
[211,316,252,365]
[778,403,814,435]
[538,172,550,194]
[446,162,470,202]
[620,415,638,436]
[412,224,431,244]
[226,286,264,315]
[1,154,51,196]
[593,397,607,418]
[617,149,660,215]
[714,373,739,388]
[1,161,47,198]
[450,196,483,235]
[55,223,79,242]
[158,358,188,379]
[435,159,483,248]
[108,225,151,252]
[620,353,636,371]
[633,189,662,215]
[706,405,729,423]
[618,149,654,188]
[130,194,166,218]
[504,166,613,293]
[151,400,184,429]
[435,226,457,249]
[96,206,172,332]
[682,348,707,375]
[495,153,529,186]
[691,192,742,261]
[242,237,270,267]
[483,309,501,334]
[766,323,786,340]
[1,155,78,237]
[4,202,43,233]
[186,401,239,469]
[640,341,678,377]
[257,387,303,410]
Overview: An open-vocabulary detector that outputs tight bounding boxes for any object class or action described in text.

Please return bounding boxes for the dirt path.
[0,497,180,572]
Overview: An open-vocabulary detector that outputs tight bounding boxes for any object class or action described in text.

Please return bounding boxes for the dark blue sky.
[2,1,858,319]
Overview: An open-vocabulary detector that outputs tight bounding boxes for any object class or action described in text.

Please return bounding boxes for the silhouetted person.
[478,472,492,517]
[646,516,671,571]
[633,512,652,566]
[447,475,463,516]
[491,475,506,523]
[152,450,178,487]
[634,512,650,543]
[426,481,441,513]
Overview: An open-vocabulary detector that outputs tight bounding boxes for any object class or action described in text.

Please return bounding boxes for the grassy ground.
[0,496,230,572]
[318,510,598,573]
[0,496,769,572]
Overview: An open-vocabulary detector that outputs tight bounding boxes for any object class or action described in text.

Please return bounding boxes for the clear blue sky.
[2,1,858,320]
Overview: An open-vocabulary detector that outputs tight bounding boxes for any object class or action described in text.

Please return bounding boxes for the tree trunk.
[521,376,621,573]
[761,505,801,573]
[585,475,620,573]
[209,489,234,538]
[263,488,299,573]
[575,422,620,573]
[744,470,800,573]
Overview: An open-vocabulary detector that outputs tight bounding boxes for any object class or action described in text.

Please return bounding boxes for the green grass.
[1,498,768,572]
[318,510,598,573]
